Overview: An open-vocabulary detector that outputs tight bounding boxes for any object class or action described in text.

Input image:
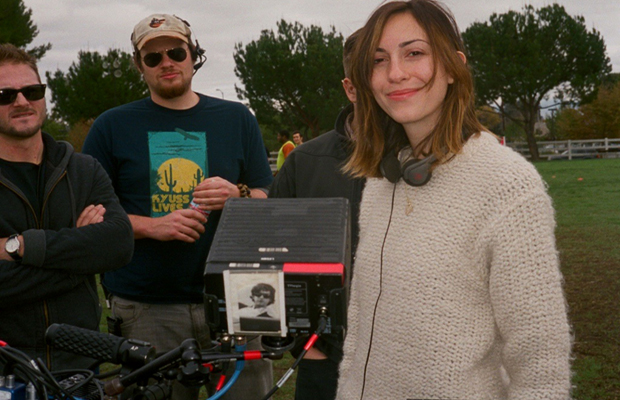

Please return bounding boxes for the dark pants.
[294,358,339,400]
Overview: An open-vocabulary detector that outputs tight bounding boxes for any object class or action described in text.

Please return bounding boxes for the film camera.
[203,198,351,347]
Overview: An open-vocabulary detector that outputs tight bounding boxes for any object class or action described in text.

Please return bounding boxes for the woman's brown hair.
[345,0,485,178]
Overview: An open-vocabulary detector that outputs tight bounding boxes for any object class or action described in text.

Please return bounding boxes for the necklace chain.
[405,190,414,216]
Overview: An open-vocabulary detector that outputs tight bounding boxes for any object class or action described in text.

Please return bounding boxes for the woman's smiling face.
[370,12,453,145]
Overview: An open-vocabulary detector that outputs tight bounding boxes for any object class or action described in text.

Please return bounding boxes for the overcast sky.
[25,0,620,103]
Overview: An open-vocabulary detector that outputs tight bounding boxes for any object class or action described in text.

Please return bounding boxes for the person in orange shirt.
[276,129,295,171]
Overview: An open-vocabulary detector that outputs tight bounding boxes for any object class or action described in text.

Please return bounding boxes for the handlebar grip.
[45,323,125,363]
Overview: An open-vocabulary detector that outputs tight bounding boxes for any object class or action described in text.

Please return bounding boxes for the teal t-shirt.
[83,95,273,303]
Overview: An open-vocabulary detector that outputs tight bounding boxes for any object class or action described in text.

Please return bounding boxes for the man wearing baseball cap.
[83,14,273,400]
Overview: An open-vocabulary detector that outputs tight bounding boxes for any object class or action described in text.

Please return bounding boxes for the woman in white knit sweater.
[336,1,571,399]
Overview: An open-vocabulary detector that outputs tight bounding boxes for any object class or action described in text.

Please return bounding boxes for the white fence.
[268,139,620,170]
[506,138,620,160]
[269,151,278,173]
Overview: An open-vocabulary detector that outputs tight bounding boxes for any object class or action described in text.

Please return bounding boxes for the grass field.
[534,158,620,400]
[98,158,620,399]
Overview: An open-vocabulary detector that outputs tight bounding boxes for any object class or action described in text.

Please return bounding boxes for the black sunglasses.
[0,84,46,105]
[143,47,188,68]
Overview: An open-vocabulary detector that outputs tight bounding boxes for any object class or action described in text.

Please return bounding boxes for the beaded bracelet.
[237,183,252,198]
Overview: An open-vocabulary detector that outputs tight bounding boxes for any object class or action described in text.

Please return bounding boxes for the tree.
[556,81,620,140]
[477,105,502,134]
[0,0,51,60]
[463,3,611,160]
[42,116,69,141]
[234,20,348,140]
[46,48,148,125]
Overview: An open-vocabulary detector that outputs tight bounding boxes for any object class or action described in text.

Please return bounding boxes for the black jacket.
[269,105,365,362]
[270,105,364,253]
[0,133,133,371]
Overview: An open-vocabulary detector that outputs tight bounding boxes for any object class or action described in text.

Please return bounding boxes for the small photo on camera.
[224,270,287,337]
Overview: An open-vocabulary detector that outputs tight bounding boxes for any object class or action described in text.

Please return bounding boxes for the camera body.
[203,198,350,339]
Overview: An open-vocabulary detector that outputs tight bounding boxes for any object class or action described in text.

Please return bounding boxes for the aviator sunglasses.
[143,47,188,68]
[0,84,46,105]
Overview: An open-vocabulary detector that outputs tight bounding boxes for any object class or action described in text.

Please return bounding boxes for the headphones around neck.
[173,15,207,72]
[380,151,437,187]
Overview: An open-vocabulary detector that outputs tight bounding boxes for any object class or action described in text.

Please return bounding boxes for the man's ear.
[133,53,144,73]
[342,78,357,103]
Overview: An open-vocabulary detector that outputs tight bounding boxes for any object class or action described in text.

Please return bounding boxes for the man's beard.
[0,107,46,139]
[155,83,190,99]
[152,76,191,100]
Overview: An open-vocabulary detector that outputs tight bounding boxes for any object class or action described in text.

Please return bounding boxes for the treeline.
[2,0,616,160]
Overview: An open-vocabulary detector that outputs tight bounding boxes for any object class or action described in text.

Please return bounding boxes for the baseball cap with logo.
[131,14,191,51]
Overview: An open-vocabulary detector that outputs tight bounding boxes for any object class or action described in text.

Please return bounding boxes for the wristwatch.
[5,234,22,261]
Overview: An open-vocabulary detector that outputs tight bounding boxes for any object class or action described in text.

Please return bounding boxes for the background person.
[336,1,571,399]
[276,129,295,171]
[0,44,133,371]
[269,30,364,400]
[292,130,304,146]
[82,14,273,400]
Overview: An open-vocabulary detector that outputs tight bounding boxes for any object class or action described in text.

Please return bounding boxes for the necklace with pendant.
[405,188,414,216]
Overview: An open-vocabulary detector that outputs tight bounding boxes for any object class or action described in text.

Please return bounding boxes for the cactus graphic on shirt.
[163,163,177,193]
[148,130,207,217]
[194,168,205,186]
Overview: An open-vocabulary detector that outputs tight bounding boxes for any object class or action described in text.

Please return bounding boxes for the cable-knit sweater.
[337,132,571,400]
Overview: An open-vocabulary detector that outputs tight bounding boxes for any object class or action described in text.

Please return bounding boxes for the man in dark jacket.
[0,44,134,372]
[269,31,364,400]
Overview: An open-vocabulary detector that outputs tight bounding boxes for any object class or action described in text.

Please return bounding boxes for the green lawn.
[97,158,620,399]
[534,159,620,400]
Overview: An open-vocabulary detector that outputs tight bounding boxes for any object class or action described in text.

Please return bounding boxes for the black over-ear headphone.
[174,15,207,71]
[380,151,437,186]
